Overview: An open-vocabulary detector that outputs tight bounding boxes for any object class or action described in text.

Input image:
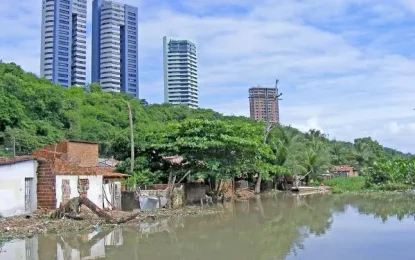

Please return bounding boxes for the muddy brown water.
[1,192,415,260]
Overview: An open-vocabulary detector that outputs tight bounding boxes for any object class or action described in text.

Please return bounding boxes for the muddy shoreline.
[0,206,224,242]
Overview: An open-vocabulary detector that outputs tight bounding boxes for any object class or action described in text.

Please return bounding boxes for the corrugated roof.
[163,156,184,165]
[333,165,354,172]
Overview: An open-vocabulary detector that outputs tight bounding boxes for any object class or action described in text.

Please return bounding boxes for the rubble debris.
[0,206,223,241]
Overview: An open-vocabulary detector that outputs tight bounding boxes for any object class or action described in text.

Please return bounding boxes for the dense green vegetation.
[0,62,413,192]
[323,177,366,193]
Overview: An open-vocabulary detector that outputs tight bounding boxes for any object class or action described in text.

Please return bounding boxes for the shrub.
[323,177,366,193]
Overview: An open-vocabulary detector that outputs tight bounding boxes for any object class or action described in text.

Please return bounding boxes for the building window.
[60,4,69,9]
[58,73,68,78]
[58,51,68,56]
[58,57,68,62]
[59,36,69,40]
[58,68,68,72]
[58,41,69,45]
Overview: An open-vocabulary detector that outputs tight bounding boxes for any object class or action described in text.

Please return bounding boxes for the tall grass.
[323,177,366,194]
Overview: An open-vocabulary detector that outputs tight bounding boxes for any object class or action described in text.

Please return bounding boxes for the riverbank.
[0,206,224,242]
[322,176,414,194]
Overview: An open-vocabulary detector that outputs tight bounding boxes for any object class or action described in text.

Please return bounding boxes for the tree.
[295,137,331,185]
[89,82,102,93]
[353,141,372,168]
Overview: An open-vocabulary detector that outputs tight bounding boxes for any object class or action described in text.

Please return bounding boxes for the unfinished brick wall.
[32,141,68,160]
[67,141,98,167]
[33,140,99,167]
[37,159,57,209]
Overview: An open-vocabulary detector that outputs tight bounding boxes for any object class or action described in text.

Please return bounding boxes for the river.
[1,192,415,260]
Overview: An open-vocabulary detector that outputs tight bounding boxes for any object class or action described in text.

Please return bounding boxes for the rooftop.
[0,156,35,166]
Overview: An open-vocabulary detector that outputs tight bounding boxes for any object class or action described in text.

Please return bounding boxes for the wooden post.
[200,198,204,210]
[127,102,134,172]
[13,136,16,157]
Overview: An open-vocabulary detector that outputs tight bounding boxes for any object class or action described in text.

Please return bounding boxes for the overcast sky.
[1,0,415,153]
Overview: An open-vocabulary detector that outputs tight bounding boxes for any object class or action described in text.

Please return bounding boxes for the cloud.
[1,0,415,152]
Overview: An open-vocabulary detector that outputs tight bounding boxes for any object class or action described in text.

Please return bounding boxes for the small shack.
[33,140,128,210]
[0,156,38,217]
[332,165,358,177]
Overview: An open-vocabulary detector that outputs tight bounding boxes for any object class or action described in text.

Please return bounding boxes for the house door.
[113,182,122,210]
[25,178,33,212]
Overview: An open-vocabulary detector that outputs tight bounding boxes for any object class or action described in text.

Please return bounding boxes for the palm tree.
[295,138,331,185]
[353,142,372,168]
[272,126,298,166]
[330,141,345,165]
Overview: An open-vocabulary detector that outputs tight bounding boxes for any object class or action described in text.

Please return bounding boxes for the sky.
[1,0,415,153]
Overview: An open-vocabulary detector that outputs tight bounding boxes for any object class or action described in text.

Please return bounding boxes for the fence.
[0,136,32,157]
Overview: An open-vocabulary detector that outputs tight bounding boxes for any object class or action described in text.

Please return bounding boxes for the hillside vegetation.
[0,61,413,190]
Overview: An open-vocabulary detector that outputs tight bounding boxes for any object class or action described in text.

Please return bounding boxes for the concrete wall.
[55,175,103,208]
[184,183,207,204]
[121,191,138,211]
[0,160,38,217]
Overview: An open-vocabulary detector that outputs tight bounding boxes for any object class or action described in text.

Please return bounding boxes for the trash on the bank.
[139,196,168,211]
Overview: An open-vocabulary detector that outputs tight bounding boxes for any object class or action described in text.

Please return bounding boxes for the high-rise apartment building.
[163,36,198,108]
[40,0,88,87]
[249,87,280,123]
[92,0,139,98]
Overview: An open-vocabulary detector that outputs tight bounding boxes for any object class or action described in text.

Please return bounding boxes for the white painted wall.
[0,238,38,260]
[0,160,38,217]
[55,175,103,208]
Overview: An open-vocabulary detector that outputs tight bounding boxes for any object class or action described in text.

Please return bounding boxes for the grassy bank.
[323,177,414,194]
[323,177,366,193]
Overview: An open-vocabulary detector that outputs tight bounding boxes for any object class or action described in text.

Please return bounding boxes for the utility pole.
[255,78,283,194]
[127,102,135,172]
[13,136,16,157]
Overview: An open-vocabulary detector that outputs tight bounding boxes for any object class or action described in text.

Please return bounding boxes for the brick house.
[33,140,128,210]
[332,165,359,178]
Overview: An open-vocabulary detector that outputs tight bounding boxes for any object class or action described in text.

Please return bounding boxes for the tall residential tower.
[163,36,198,108]
[92,0,139,97]
[40,0,88,87]
[249,86,280,123]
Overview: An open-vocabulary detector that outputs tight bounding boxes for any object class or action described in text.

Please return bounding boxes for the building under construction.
[249,85,280,123]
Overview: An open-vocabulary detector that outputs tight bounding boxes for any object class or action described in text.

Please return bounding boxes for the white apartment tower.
[40,0,88,87]
[92,0,139,97]
[163,36,198,108]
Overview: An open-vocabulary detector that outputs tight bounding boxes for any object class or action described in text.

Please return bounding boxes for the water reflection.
[2,193,415,260]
